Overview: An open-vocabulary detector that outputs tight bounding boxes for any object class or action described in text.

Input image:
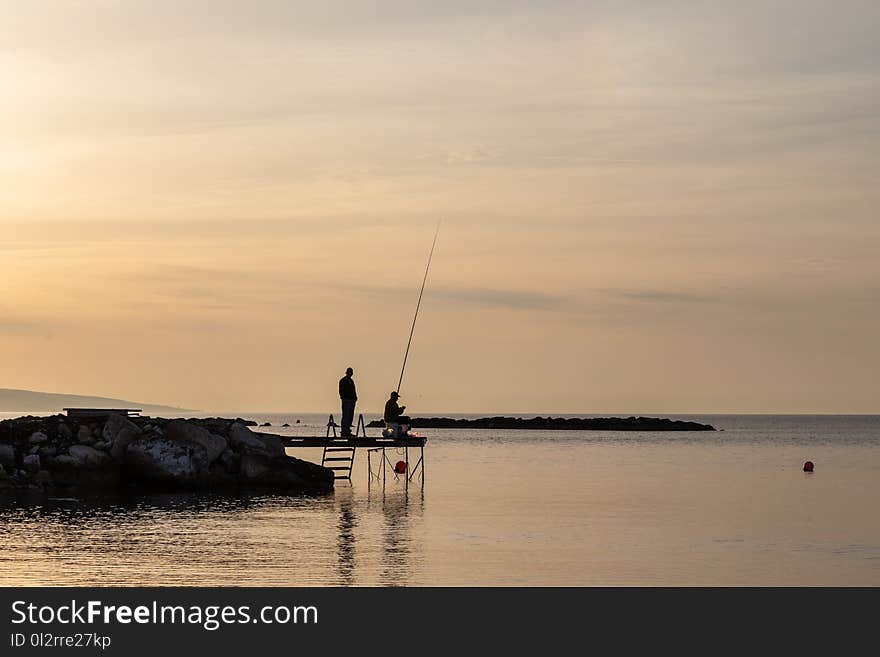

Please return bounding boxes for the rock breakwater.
[0,414,333,495]
[366,416,716,431]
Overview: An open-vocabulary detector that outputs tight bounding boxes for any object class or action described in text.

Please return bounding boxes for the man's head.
[345,367,353,377]
[390,391,399,400]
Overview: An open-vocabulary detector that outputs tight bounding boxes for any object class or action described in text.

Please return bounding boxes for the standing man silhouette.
[338,367,357,437]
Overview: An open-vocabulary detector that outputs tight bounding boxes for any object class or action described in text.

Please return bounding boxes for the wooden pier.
[281,414,425,490]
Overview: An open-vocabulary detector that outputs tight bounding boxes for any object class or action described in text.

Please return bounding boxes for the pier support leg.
[405,447,424,488]
[367,447,391,492]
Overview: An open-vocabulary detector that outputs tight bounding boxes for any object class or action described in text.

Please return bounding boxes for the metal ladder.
[321,414,365,480]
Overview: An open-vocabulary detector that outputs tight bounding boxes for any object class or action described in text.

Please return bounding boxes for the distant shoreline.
[0,388,190,415]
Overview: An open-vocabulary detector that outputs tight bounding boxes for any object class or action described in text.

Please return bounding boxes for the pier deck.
[281,436,426,448]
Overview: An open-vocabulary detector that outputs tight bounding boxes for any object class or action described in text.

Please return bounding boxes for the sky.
[1,1,878,413]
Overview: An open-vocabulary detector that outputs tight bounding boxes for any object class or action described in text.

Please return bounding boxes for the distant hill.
[0,388,191,414]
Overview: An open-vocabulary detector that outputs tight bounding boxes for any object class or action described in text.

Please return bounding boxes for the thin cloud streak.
[598,289,717,305]
[320,282,564,312]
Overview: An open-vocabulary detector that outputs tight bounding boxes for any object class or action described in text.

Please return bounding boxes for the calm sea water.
[1,413,878,586]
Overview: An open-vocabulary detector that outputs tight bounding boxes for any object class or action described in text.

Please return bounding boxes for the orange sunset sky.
[1,1,878,413]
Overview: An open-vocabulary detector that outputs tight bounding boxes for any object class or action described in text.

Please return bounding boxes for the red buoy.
[394,460,407,474]
[803,461,814,472]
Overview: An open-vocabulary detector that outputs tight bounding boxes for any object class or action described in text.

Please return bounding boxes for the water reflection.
[379,493,412,586]
[368,486,426,587]
[332,484,426,586]
[335,489,357,586]
[0,483,424,586]
[3,419,879,585]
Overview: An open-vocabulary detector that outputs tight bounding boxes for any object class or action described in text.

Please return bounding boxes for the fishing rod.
[397,223,440,395]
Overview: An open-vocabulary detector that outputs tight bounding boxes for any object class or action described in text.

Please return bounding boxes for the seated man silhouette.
[383,391,411,437]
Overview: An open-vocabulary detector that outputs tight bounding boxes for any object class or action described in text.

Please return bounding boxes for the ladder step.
[327,466,353,470]
[325,447,355,452]
[323,457,354,462]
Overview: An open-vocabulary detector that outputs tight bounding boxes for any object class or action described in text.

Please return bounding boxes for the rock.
[103,414,136,442]
[124,436,209,485]
[58,423,73,441]
[219,449,240,474]
[0,463,6,479]
[28,445,40,455]
[77,426,92,443]
[239,453,270,480]
[35,470,53,487]
[47,445,119,488]
[68,445,112,468]
[93,440,109,451]
[228,423,285,459]
[103,414,142,462]
[29,431,48,444]
[38,445,57,458]
[23,454,40,473]
[260,422,272,427]
[164,419,227,464]
[0,444,14,469]
[239,453,334,492]
[282,423,291,427]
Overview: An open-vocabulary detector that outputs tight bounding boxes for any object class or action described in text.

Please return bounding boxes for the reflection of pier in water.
[335,492,357,586]
[331,483,425,586]
[377,490,424,586]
